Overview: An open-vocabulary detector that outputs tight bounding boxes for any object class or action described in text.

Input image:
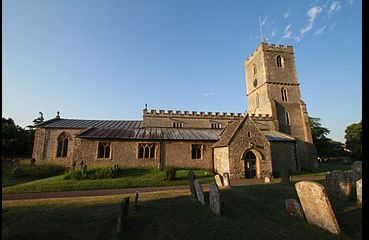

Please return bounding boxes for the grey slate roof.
[77,127,222,141]
[262,130,296,142]
[36,118,142,129]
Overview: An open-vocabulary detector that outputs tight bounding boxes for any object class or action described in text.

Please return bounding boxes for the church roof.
[212,117,246,147]
[262,130,296,142]
[35,118,142,129]
[77,127,222,141]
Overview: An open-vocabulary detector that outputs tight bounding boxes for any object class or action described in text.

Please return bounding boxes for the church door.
[244,151,257,179]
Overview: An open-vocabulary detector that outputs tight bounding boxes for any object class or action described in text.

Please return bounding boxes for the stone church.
[32,42,317,179]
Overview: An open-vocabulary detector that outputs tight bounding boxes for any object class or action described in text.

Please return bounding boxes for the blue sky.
[3,0,361,143]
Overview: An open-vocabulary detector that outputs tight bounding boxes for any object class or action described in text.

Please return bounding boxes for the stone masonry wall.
[270,141,297,173]
[213,146,230,175]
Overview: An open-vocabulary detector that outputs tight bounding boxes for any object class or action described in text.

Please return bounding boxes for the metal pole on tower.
[258,16,264,43]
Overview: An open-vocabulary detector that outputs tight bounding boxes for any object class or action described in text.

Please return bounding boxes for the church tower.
[244,42,316,168]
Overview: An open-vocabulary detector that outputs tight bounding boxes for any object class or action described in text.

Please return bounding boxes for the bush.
[12,167,25,178]
[64,165,123,180]
[165,166,177,180]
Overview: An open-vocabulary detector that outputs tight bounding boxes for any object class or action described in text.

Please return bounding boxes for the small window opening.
[56,133,69,157]
[285,112,290,125]
[281,88,288,102]
[173,122,184,128]
[97,142,111,159]
[276,55,283,67]
[138,143,156,159]
[192,144,203,159]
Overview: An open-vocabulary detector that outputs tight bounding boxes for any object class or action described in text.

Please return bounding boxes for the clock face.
[253,79,258,87]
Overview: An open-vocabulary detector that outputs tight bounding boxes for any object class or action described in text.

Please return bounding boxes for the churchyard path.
[2,175,325,201]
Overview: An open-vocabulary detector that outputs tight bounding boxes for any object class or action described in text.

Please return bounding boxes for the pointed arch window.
[276,55,283,67]
[56,133,69,157]
[281,88,288,102]
[285,112,290,125]
[98,142,111,159]
[253,64,257,74]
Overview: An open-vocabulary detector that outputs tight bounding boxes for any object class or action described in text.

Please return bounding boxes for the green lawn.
[2,168,214,194]
[2,182,361,240]
[292,163,352,177]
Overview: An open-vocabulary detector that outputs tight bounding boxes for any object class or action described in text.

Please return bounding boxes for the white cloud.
[328,1,342,15]
[300,6,323,35]
[315,25,327,35]
[282,24,301,43]
[203,91,214,97]
[283,12,290,19]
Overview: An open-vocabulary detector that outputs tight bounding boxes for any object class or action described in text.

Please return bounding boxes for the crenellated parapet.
[245,42,293,65]
[249,113,274,120]
[143,109,244,119]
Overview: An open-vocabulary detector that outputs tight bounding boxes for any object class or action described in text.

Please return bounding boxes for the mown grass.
[291,163,352,177]
[2,168,214,194]
[2,183,361,240]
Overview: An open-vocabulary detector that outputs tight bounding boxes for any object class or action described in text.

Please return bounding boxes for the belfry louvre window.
[138,143,156,159]
[192,144,203,159]
[276,55,283,67]
[281,88,288,102]
[173,122,184,128]
[56,133,69,157]
[98,142,111,159]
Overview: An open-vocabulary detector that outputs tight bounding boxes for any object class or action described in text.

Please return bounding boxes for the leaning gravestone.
[281,169,291,184]
[223,173,231,188]
[295,181,340,234]
[325,170,352,199]
[351,161,362,174]
[214,174,224,188]
[356,179,362,206]
[285,198,304,219]
[194,179,205,205]
[209,183,221,215]
[188,170,197,198]
[117,197,130,233]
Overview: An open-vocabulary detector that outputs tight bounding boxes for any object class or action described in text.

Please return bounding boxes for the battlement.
[143,109,244,118]
[245,42,293,64]
[249,113,273,120]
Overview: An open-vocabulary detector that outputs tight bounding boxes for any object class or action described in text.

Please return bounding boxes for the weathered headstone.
[209,183,221,215]
[134,191,140,211]
[117,197,130,233]
[325,170,352,199]
[214,174,224,188]
[285,198,304,219]
[194,179,205,205]
[188,170,197,198]
[223,172,231,188]
[264,176,271,183]
[345,170,362,196]
[281,169,291,184]
[356,179,362,206]
[351,161,362,174]
[295,181,340,234]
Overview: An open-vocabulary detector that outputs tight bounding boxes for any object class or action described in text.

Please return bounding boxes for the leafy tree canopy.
[345,121,362,161]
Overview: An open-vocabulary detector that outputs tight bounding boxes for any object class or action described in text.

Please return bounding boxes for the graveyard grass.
[2,182,361,240]
[2,165,214,194]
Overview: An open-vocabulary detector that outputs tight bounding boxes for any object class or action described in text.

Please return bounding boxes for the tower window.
[285,112,290,125]
[192,144,203,159]
[97,142,111,159]
[255,93,260,107]
[281,88,288,102]
[138,143,156,159]
[276,55,283,67]
[253,64,257,74]
[253,79,258,88]
[173,122,184,128]
[247,131,251,137]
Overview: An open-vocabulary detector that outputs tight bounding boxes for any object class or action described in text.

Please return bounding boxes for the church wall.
[213,147,229,175]
[228,118,272,179]
[32,128,45,161]
[270,141,297,174]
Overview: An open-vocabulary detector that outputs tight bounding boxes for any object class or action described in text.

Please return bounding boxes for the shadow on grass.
[3,184,361,240]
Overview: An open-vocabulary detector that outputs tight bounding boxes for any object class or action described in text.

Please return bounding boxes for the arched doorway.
[243,151,257,178]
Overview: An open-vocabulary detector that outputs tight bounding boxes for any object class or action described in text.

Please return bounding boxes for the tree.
[309,117,332,160]
[2,117,35,158]
[345,121,362,161]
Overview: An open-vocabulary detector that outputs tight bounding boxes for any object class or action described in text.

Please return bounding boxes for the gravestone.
[209,183,221,215]
[223,173,231,188]
[134,191,140,211]
[281,169,291,184]
[285,198,304,219]
[295,181,340,234]
[351,161,362,174]
[345,170,362,197]
[325,170,352,199]
[188,170,197,198]
[356,179,362,206]
[194,179,205,205]
[117,197,130,233]
[264,176,271,183]
[214,174,224,188]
